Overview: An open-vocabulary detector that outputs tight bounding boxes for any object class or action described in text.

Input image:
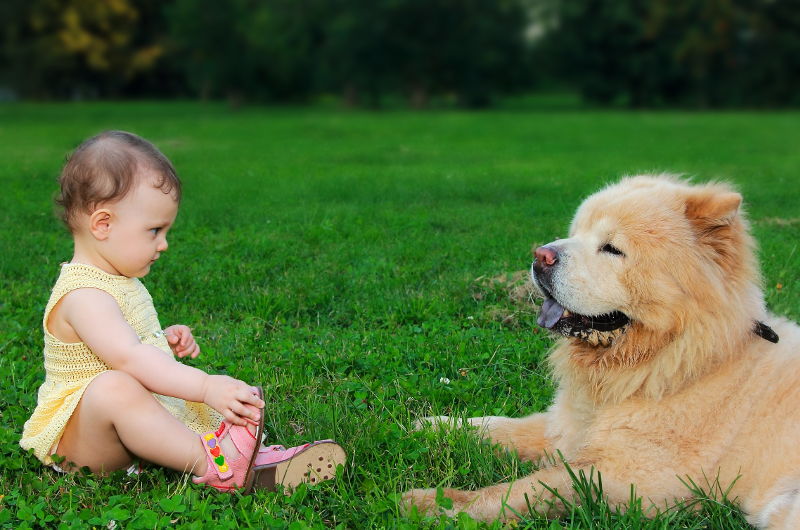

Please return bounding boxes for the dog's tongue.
[538,297,565,329]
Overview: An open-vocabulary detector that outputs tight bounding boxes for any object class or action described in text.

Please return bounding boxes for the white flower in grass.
[439,377,451,385]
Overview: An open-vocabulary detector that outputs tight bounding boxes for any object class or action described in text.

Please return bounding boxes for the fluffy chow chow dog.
[404,175,800,529]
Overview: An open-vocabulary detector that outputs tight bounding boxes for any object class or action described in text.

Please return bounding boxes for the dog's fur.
[404,175,800,528]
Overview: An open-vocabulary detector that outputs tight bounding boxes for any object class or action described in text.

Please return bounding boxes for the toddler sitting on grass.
[20,130,345,493]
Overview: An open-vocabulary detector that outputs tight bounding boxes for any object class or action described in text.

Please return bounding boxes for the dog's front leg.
[403,460,656,522]
[403,466,573,521]
[417,412,553,462]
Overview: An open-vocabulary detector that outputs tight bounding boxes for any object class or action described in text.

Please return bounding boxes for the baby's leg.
[56,370,208,475]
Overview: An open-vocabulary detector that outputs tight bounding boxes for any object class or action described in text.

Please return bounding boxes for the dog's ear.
[684,188,742,226]
[684,187,745,266]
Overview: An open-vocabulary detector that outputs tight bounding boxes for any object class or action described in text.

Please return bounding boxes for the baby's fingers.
[177,342,199,358]
[222,408,248,427]
[241,386,265,409]
[242,403,262,423]
[230,401,260,424]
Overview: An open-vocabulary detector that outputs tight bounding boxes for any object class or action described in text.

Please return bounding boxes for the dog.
[404,175,800,529]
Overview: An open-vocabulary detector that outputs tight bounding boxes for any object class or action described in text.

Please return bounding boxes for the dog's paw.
[412,415,460,431]
[401,488,441,516]
[402,487,481,518]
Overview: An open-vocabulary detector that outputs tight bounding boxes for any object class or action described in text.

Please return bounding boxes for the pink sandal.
[251,440,346,492]
[192,387,266,494]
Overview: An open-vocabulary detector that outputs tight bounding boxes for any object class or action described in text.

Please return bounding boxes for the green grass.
[1,101,798,529]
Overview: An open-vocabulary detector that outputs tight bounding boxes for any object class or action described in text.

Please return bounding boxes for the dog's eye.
[601,243,624,256]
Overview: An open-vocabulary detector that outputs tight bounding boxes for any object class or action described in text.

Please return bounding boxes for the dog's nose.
[534,246,559,268]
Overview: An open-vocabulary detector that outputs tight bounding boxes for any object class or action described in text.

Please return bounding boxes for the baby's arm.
[60,288,263,425]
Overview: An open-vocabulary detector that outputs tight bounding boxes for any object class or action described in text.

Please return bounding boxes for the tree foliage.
[1,0,167,98]
[2,0,799,107]
[316,0,532,107]
[544,0,800,107]
[164,0,323,103]
[2,0,532,106]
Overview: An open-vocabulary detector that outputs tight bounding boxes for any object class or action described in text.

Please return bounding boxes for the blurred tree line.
[543,0,800,107]
[2,0,799,107]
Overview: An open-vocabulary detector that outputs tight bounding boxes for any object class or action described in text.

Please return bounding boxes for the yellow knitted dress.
[20,263,222,465]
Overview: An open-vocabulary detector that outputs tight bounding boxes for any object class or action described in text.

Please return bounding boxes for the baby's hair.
[56,130,181,232]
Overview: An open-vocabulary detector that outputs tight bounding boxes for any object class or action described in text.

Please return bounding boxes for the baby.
[20,131,345,493]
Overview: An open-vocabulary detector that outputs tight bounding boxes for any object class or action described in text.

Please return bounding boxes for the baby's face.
[102,171,179,278]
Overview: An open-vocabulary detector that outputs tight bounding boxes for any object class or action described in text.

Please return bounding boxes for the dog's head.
[532,175,759,357]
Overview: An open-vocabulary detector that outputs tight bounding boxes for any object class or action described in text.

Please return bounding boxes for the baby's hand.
[202,375,265,426]
[164,325,200,358]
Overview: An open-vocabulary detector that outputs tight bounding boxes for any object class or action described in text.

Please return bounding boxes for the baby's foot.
[194,389,266,493]
[216,421,259,462]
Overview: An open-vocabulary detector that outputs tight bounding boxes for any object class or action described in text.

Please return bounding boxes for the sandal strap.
[254,442,318,467]
[226,420,259,457]
[200,423,233,480]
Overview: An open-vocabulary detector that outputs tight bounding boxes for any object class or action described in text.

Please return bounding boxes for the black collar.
[754,321,779,343]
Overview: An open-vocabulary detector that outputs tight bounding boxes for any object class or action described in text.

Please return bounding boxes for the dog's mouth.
[537,292,631,347]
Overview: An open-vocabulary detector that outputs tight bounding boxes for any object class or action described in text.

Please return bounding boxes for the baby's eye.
[150,227,161,235]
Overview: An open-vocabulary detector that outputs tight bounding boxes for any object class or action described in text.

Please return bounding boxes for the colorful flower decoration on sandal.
[201,423,232,478]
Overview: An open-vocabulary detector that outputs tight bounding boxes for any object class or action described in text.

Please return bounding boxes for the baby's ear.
[684,187,742,226]
[89,209,112,240]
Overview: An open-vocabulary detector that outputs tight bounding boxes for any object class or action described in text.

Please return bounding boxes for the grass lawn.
[1,101,799,528]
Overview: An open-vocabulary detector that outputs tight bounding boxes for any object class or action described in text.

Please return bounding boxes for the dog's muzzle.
[531,260,631,347]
